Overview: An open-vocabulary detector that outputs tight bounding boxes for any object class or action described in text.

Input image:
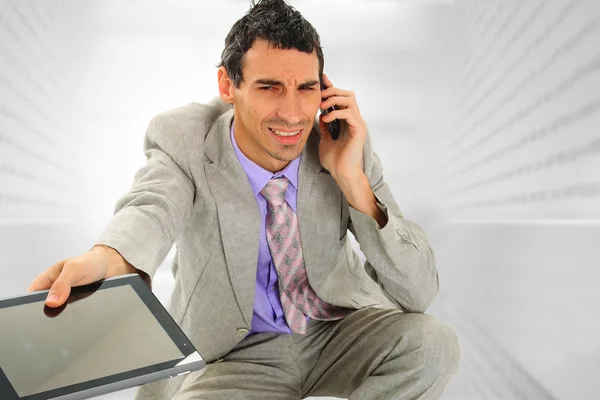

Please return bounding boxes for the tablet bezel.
[0,273,204,400]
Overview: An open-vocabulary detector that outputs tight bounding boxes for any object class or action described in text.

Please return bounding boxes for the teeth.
[270,128,300,137]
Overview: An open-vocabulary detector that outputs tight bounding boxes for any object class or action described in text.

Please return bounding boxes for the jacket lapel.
[204,108,260,328]
[297,125,342,295]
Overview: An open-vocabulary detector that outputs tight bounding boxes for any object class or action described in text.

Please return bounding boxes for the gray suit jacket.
[96,97,438,399]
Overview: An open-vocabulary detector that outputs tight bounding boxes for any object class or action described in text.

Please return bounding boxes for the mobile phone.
[320,80,341,140]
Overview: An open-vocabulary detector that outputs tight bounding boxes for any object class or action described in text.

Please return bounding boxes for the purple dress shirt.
[230,121,309,335]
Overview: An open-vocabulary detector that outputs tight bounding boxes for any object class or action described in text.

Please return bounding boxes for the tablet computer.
[0,273,206,400]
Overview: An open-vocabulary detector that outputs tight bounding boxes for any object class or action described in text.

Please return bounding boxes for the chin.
[266,144,304,162]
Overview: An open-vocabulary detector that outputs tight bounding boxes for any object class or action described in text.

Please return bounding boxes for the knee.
[394,313,461,377]
[423,315,460,377]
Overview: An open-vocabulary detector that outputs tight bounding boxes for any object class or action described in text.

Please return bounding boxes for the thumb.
[46,276,73,308]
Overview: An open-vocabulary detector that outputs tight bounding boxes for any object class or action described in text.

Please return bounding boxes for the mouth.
[268,127,304,145]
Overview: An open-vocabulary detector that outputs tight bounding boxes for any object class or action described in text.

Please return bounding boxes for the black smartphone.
[320,80,341,140]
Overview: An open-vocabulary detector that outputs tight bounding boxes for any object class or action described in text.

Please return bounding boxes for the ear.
[218,67,235,104]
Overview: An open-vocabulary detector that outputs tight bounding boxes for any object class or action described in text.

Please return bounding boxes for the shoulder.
[141,98,232,168]
[150,97,232,138]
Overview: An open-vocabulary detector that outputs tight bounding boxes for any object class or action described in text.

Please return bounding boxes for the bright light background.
[1,1,599,399]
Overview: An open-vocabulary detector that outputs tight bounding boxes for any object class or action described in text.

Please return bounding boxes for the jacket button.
[237,328,249,334]
[397,230,409,242]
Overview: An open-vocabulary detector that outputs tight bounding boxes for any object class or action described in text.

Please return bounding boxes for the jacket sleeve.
[346,132,439,312]
[95,116,195,285]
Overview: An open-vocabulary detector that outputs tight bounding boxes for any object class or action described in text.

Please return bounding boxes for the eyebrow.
[254,79,319,88]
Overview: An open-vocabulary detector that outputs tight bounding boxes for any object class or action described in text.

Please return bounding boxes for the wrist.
[334,174,388,228]
[330,168,364,182]
[334,173,371,209]
[92,244,137,277]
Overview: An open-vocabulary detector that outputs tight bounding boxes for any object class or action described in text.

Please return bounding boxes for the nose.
[276,90,304,126]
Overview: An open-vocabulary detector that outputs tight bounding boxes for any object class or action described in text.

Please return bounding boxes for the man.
[28,0,459,399]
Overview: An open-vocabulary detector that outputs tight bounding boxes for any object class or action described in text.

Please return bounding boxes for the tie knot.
[260,177,289,207]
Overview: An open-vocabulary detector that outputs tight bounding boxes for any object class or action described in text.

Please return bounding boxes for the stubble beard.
[265,145,302,162]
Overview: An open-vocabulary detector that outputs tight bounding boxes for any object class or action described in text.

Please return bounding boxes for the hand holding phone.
[320,80,341,140]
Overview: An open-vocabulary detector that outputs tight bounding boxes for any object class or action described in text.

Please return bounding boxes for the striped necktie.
[260,177,353,334]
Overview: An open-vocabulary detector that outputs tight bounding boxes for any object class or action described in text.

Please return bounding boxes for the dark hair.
[218,0,324,88]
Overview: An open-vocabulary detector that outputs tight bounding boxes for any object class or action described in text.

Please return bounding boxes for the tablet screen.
[0,282,185,398]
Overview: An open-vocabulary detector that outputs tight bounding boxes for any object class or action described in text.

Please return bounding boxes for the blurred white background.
[1,0,599,399]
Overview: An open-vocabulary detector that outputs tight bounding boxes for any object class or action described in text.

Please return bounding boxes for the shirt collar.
[230,120,300,197]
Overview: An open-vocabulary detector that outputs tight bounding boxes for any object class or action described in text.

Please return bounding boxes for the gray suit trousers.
[172,307,460,399]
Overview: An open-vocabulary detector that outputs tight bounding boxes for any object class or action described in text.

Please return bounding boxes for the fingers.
[322,73,335,91]
[319,74,366,138]
[322,86,354,99]
[321,95,355,111]
[27,259,65,293]
[46,260,86,307]
[320,74,356,109]
[322,108,355,125]
[26,259,77,308]
[321,75,354,100]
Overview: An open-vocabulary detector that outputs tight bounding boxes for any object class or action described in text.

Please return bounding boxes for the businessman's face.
[219,39,321,172]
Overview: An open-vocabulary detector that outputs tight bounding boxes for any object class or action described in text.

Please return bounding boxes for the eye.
[300,86,316,91]
[259,86,274,90]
